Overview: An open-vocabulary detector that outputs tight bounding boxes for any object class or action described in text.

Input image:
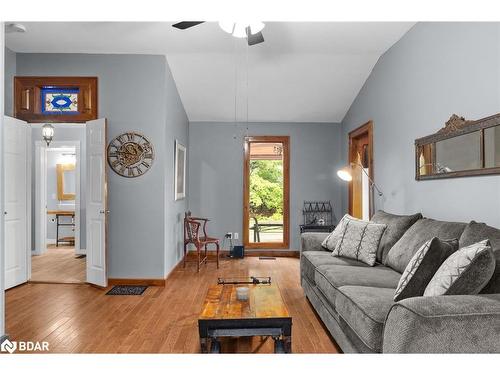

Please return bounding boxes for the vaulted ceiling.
[6,22,414,122]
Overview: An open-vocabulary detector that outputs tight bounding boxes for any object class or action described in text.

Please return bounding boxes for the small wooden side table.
[47,210,75,247]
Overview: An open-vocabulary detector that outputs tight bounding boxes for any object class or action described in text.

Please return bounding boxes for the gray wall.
[163,58,189,277]
[188,122,343,250]
[342,22,500,227]
[4,47,16,116]
[16,53,186,278]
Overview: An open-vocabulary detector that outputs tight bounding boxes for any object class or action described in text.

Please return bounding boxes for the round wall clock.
[107,132,154,178]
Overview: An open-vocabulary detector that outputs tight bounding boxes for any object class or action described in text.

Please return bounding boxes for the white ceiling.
[6,22,415,122]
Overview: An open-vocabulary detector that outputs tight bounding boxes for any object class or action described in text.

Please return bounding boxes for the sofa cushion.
[459,221,500,294]
[321,216,348,250]
[371,210,423,263]
[301,251,370,285]
[314,264,401,308]
[336,286,395,352]
[394,237,458,302]
[332,217,387,266]
[385,218,467,273]
[425,240,495,296]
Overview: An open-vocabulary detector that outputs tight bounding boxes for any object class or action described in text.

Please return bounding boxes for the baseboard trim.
[186,250,299,258]
[108,278,166,287]
[75,248,86,256]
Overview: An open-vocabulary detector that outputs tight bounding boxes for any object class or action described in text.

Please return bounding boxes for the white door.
[86,118,108,287]
[4,117,29,289]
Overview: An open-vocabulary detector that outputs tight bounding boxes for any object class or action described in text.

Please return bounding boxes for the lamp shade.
[337,165,353,182]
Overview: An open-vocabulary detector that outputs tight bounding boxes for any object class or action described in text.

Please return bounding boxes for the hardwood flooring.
[6,256,340,353]
[31,245,86,283]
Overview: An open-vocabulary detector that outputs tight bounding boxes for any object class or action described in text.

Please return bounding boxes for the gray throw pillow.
[385,218,467,273]
[332,216,387,266]
[371,210,422,264]
[321,214,348,251]
[394,237,458,302]
[424,240,495,296]
[459,221,500,294]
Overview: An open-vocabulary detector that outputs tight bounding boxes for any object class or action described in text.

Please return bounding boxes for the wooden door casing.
[348,121,374,219]
[243,136,290,250]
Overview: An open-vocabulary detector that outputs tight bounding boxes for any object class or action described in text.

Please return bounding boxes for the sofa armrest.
[383,294,500,353]
[300,232,329,253]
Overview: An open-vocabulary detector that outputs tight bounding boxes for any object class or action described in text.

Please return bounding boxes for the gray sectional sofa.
[300,212,500,353]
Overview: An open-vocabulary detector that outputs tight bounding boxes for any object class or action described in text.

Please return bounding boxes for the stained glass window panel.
[41,87,79,114]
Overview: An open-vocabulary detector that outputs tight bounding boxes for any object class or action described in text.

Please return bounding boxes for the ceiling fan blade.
[172,21,205,30]
[246,28,264,46]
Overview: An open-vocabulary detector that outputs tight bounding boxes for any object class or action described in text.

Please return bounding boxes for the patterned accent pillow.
[321,214,349,251]
[394,237,458,302]
[332,216,387,266]
[424,240,495,296]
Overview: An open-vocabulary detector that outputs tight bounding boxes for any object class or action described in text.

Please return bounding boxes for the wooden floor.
[31,245,86,283]
[6,256,340,353]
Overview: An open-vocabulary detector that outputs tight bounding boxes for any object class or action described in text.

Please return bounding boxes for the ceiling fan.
[172,21,265,46]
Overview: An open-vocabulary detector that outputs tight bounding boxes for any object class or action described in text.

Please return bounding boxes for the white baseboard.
[75,248,86,256]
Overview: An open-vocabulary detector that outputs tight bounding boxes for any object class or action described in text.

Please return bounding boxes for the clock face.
[107,132,154,178]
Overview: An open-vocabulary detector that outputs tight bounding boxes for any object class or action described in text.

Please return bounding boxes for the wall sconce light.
[42,124,55,146]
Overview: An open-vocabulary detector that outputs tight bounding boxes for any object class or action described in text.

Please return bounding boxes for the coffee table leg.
[200,337,209,353]
[283,335,292,353]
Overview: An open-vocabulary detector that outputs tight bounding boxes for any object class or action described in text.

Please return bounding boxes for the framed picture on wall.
[174,140,187,200]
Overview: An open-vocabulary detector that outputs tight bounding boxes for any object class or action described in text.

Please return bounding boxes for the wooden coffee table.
[198,283,292,353]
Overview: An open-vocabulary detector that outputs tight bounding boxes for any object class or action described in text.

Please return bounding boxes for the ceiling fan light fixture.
[232,24,248,38]
[248,22,265,35]
[219,21,265,38]
[218,21,235,34]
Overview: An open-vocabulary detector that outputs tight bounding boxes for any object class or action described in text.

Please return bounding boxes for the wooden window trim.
[14,76,98,123]
[348,121,374,218]
[243,136,290,249]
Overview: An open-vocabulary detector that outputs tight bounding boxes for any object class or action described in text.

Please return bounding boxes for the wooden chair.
[184,212,220,272]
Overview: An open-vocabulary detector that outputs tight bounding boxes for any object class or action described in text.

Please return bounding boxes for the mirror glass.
[63,169,76,195]
[484,125,500,168]
[434,131,482,173]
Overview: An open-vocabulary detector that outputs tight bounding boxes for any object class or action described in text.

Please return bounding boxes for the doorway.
[243,136,290,249]
[32,141,84,283]
[3,117,109,289]
[348,121,374,220]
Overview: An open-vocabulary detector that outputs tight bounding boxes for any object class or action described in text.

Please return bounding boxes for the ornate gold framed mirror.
[415,113,500,180]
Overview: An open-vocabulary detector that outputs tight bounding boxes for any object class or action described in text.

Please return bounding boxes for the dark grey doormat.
[106,285,148,295]
[259,256,276,260]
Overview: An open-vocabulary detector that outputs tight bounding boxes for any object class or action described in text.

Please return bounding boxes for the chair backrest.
[184,214,200,243]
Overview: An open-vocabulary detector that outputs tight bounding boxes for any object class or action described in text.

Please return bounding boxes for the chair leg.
[216,242,220,269]
[183,243,187,268]
[197,244,201,272]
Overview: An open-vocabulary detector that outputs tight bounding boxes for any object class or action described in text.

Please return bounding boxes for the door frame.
[243,136,290,249]
[34,141,82,259]
[348,121,374,218]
